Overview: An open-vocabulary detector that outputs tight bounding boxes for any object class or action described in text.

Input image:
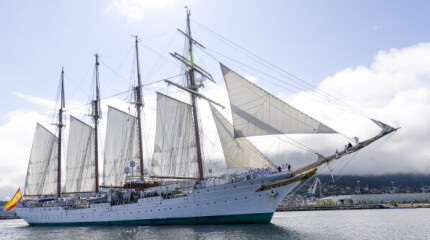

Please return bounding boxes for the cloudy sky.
[1,0,430,200]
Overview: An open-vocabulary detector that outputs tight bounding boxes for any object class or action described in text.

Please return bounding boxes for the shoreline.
[277,203,430,212]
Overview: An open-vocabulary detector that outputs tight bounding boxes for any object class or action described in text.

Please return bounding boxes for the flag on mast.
[4,188,22,211]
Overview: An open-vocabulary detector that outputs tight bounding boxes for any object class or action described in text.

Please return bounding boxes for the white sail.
[24,123,58,196]
[103,106,139,187]
[151,93,199,178]
[221,64,336,138]
[63,116,95,193]
[210,105,277,170]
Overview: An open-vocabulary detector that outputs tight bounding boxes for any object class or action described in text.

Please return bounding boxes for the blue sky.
[1,0,429,118]
[1,0,430,200]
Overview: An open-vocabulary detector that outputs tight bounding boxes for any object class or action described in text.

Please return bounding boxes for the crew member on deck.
[354,136,360,146]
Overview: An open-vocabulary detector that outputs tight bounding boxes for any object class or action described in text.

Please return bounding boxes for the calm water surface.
[1,209,428,239]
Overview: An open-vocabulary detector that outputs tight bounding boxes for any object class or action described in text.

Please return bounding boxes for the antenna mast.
[185,7,205,181]
[57,68,65,198]
[134,36,145,177]
[92,54,101,193]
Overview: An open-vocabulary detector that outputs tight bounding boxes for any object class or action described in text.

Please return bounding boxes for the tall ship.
[16,9,397,225]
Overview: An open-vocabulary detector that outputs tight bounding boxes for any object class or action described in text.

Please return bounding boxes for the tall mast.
[185,8,204,181]
[92,54,101,193]
[57,67,65,198]
[134,36,145,177]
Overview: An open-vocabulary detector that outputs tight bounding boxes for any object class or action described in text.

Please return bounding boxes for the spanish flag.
[4,188,22,211]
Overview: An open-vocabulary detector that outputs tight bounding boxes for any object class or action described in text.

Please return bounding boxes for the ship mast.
[185,8,205,181]
[57,67,65,198]
[92,54,101,193]
[134,36,145,177]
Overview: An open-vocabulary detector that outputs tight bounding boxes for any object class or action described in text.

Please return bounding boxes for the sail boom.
[165,80,225,108]
[292,123,398,176]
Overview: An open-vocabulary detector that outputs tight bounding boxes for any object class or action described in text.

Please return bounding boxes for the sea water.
[1,209,429,239]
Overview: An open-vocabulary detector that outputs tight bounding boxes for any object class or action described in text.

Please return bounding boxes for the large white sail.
[63,116,95,193]
[103,106,139,187]
[221,64,336,138]
[151,93,199,178]
[210,105,277,170]
[24,123,58,196]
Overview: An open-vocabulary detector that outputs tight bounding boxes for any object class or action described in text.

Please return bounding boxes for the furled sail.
[63,116,95,193]
[24,123,58,196]
[151,93,199,178]
[210,104,277,170]
[221,63,336,138]
[103,106,139,187]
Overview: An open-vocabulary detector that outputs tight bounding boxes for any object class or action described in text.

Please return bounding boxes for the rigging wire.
[142,30,181,82]
[199,48,353,141]
[192,19,374,120]
[64,74,184,113]
[102,44,135,93]
[99,59,135,87]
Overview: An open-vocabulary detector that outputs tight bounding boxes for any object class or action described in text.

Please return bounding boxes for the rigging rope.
[192,19,374,120]
[64,74,183,113]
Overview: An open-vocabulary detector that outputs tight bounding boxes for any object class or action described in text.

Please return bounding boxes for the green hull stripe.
[28,212,274,226]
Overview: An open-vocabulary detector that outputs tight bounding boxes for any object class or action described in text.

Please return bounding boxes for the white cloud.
[0,109,51,200]
[105,0,175,22]
[13,91,55,110]
[2,43,430,199]
[284,42,430,175]
[372,25,384,30]
[244,75,258,83]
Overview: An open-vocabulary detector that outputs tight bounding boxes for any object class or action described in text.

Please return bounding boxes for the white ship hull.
[17,172,307,226]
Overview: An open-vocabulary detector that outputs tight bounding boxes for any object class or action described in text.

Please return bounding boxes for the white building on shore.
[318,193,430,205]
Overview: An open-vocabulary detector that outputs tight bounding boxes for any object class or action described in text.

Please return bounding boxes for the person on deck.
[354,136,360,146]
[278,166,282,172]
[335,149,339,159]
[288,164,291,171]
[344,144,349,153]
[347,142,353,149]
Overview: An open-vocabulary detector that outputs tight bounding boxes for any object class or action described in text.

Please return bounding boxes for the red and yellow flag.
[4,188,22,211]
